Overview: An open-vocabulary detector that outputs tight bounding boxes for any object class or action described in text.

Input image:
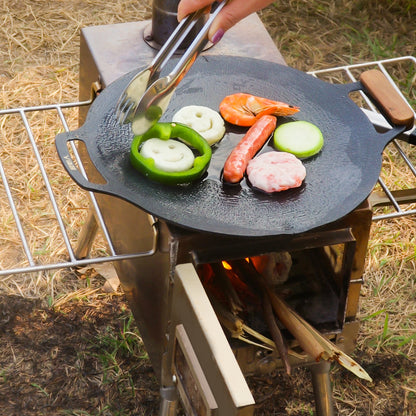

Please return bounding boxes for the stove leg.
[310,361,335,416]
[159,386,178,416]
[74,209,99,259]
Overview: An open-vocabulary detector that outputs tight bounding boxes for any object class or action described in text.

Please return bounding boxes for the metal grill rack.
[308,55,416,221]
[0,56,414,277]
[0,101,157,278]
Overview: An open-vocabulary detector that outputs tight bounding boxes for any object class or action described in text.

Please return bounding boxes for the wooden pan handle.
[360,69,414,129]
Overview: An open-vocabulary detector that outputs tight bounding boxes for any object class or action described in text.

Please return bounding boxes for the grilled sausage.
[223,115,277,183]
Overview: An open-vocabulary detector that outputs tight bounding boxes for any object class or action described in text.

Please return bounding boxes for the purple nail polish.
[211,29,225,44]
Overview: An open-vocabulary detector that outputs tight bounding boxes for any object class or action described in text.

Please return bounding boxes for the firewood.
[207,294,275,351]
[211,262,244,313]
[264,286,373,382]
[231,258,372,382]
[262,292,291,375]
[228,259,292,373]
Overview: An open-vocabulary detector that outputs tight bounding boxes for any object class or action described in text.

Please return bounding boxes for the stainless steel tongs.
[116,1,228,135]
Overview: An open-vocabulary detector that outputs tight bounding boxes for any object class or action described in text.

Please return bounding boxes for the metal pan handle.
[55,132,110,194]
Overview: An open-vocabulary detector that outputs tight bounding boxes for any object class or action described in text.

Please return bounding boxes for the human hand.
[177,0,275,44]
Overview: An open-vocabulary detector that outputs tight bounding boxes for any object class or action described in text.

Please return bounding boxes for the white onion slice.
[173,105,225,145]
[140,138,195,172]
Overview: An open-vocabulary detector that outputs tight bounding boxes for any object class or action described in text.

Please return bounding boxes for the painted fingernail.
[211,28,225,44]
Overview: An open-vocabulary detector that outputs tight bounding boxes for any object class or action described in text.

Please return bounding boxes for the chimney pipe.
[147,0,207,49]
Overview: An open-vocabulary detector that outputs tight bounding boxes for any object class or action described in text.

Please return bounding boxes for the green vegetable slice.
[130,122,212,185]
[273,120,324,158]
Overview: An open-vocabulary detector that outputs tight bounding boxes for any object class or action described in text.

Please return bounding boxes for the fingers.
[178,0,275,43]
[177,0,213,21]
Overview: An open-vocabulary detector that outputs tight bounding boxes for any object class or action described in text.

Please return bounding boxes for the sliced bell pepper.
[130,122,212,185]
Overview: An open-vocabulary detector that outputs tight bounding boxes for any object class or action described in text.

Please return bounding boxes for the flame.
[222,258,250,270]
[222,261,232,270]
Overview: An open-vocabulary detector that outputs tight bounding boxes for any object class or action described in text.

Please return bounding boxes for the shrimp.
[219,93,300,127]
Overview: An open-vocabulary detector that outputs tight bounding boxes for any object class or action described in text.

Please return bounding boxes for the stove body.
[77,12,373,416]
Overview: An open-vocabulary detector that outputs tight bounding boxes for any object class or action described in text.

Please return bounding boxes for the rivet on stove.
[337,336,345,344]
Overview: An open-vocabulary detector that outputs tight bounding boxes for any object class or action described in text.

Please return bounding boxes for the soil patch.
[0,294,160,416]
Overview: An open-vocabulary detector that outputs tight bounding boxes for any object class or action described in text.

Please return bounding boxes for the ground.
[1,273,415,415]
[0,291,160,416]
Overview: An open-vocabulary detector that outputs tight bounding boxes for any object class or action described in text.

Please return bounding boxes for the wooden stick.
[229,259,292,373]
[231,259,372,382]
[264,286,372,382]
[211,262,244,313]
[264,287,328,361]
[208,293,275,351]
[262,291,291,375]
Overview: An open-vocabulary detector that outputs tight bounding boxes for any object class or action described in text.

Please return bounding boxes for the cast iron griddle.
[55,56,405,237]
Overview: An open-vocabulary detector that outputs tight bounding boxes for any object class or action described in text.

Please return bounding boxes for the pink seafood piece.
[247,151,306,193]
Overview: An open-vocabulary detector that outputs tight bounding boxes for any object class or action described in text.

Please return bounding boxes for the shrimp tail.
[249,96,300,118]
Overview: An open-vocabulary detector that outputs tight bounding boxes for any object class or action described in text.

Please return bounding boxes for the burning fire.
[222,258,249,271]
[221,260,232,270]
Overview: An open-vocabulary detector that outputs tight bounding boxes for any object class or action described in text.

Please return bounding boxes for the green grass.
[86,313,146,399]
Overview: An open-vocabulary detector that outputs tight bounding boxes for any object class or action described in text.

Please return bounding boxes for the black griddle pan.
[55,56,413,237]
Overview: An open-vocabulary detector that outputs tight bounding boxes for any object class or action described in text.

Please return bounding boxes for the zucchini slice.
[273,121,324,158]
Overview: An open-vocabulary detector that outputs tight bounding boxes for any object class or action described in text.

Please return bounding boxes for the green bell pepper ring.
[130,122,212,185]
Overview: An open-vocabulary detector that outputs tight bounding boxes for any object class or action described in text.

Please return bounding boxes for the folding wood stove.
[76,7,373,416]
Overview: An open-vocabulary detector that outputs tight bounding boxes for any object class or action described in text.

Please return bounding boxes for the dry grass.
[0,0,153,298]
[261,0,416,71]
[0,0,415,415]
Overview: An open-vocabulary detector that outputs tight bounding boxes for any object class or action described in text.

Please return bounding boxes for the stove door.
[166,263,255,416]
